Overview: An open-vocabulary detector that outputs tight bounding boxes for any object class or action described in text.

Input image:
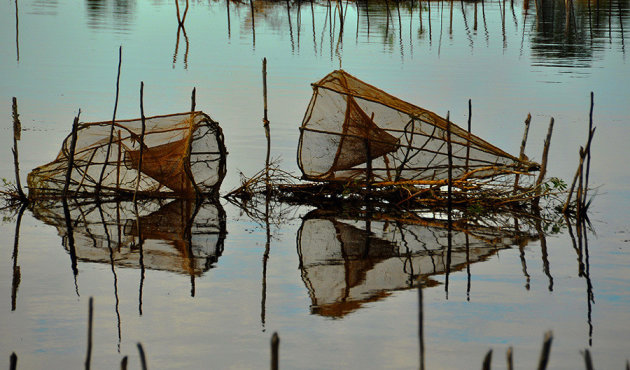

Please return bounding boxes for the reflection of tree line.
[529,0,628,65]
[66,0,626,67]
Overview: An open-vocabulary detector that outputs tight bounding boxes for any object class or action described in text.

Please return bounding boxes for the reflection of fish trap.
[28,112,227,199]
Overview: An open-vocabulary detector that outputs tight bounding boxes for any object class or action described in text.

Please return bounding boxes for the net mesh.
[298,70,538,184]
[27,111,226,198]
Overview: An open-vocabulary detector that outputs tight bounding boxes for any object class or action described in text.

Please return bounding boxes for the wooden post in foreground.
[537,331,553,370]
[85,297,93,370]
[271,332,279,370]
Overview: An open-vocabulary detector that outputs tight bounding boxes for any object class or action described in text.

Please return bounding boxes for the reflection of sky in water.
[0,0,629,368]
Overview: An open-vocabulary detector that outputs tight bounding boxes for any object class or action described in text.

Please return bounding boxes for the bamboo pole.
[85,297,93,370]
[271,332,279,370]
[583,349,593,370]
[533,117,554,208]
[537,331,553,370]
[418,286,425,370]
[465,99,471,173]
[563,127,596,214]
[137,343,148,370]
[97,46,123,198]
[134,82,146,202]
[191,87,196,112]
[263,58,271,194]
[11,204,26,311]
[445,112,453,297]
[514,113,531,191]
[583,92,594,205]
[63,112,81,197]
[11,97,26,201]
[10,352,17,370]
[482,349,492,370]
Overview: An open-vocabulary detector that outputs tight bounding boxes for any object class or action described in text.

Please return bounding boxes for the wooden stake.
[533,117,554,208]
[262,58,271,194]
[271,332,279,370]
[63,112,81,197]
[563,127,596,214]
[514,113,531,191]
[506,347,513,370]
[134,82,146,202]
[10,352,17,370]
[583,349,593,370]
[97,46,123,198]
[85,297,93,370]
[11,97,26,201]
[418,286,425,370]
[465,99,471,172]
[137,343,147,370]
[583,92,594,204]
[537,331,553,370]
[191,87,196,112]
[482,349,492,370]
[446,112,453,213]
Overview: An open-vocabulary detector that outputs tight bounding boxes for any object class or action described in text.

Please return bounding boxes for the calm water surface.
[1,0,629,369]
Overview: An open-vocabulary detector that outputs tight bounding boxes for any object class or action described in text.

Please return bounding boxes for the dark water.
[1,0,629,368]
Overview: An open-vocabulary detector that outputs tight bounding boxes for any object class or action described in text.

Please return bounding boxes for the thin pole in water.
[63,109,81,198]
[271,332,279,370]
[191,87,196,112]
[134,82,146,202]
[85,297,93,370]
[263,58,271,194]
[11,97,26,201]
[137,343,148,370]
[97,46,123,198]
